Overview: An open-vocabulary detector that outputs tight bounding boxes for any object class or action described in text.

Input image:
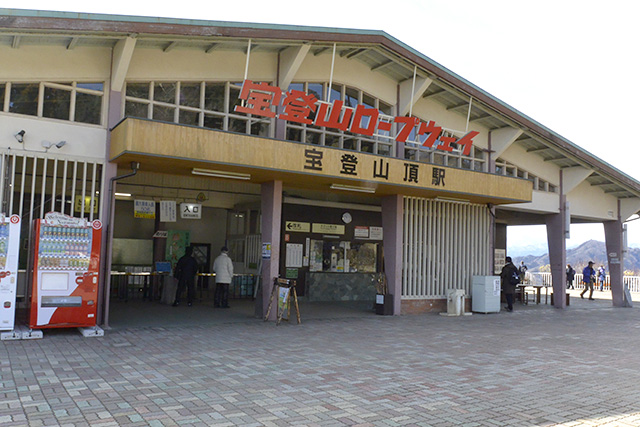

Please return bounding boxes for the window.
[124,81,273,137]
[2,81,104,125]
[285,82,394,157]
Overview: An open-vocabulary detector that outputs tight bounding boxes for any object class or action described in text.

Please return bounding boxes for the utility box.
[472,275,501,313]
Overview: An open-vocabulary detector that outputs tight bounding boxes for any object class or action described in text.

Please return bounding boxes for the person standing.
[518,261,528,284]
[566,264,576,289]
[213,246,234,308]
[173,246,199,307]
[597,265,606,291]
[580,261,596,300]
[500,256,520,312]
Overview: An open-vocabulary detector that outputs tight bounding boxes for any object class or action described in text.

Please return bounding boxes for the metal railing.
[527,272,640,292]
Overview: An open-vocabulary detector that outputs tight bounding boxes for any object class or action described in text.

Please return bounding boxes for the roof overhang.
[110,118,532,205]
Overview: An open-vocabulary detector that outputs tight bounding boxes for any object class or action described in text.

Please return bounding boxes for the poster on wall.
[369,226,383,240]
[309,240,323,272]
[166,230,191,268]
[134,200,156,219]
[160,201,177,222]
[286,243,303,268]
[354,226,369,238]
[262,243,271,259]
[494,248,506,274]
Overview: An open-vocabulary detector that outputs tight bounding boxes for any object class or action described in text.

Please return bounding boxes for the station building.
[1,9,639,326]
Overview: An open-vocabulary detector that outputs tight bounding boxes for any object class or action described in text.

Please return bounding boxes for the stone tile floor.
[1,289,639,426]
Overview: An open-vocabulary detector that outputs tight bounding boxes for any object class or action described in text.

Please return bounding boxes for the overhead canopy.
[110,118,532,205]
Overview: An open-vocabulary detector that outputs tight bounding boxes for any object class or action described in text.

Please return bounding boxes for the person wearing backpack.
[500,256,520,312]
[597,265,606,291]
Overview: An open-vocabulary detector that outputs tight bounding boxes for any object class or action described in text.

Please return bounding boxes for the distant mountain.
[513,240,640,275]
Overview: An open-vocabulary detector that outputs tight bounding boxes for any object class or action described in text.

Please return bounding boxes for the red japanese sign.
[235,80,478,155]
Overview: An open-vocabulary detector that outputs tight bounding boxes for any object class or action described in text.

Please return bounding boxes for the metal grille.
[403,197,491,298]
[0,152,104,224]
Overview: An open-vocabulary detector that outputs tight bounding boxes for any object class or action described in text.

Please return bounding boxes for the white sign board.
[369,226,383,240]
[160,201,177,222]
[180,203,202,219]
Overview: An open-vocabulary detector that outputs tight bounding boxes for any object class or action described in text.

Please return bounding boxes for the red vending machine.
[28,212,102,329]
[0,214,21,332]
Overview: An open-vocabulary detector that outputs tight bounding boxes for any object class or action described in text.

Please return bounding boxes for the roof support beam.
[12,35,20,49]
[163,41,179,53]
[490,127,523,158]
[205,43,218,53]
[67,37,79,50]
[620,198,640,221]
[111,36,137,93]
[278,44,311,91]
[371,60,394,72]
[562,166,593,194]
[399,76,432,117]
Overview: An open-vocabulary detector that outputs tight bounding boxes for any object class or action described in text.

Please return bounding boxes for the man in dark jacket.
[566,264,576,289]
[173,246,199,307]
[500,256,519,312]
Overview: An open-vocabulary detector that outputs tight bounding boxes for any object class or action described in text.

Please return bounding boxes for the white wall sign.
[369,226,383,240]
[180,203,202,219]
[160,201,177,222]
[354,226,369,238]
[286,243,303,268]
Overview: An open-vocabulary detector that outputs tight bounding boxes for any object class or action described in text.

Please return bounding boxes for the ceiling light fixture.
[14,130,25,143]
[114,192,132,197]
[192,168,251,180]
[330,183,376,194]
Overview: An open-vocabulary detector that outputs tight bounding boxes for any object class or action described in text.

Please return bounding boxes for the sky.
[2,0,640,250]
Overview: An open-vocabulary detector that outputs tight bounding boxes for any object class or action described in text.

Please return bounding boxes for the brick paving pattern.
[2,293,640,426]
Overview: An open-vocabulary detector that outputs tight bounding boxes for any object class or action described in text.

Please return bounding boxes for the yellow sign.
[285,221,310,232]
[74,195,98,214]
[312,223,345,235]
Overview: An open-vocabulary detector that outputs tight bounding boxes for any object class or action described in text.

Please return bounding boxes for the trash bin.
[375,293,394,315]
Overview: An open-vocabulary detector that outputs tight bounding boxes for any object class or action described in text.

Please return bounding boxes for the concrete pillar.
[258,180,282,320]
[382,194,403,315]
[603,219,625,307]
[97,90,122,327]
[545,196,567,308]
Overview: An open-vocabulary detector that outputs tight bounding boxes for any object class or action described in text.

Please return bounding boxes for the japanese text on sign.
[235,80,478,155]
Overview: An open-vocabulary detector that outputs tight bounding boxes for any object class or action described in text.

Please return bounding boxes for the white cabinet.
[472,275,501,313]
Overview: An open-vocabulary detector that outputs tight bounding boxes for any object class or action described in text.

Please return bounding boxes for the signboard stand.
[264,278,301,325]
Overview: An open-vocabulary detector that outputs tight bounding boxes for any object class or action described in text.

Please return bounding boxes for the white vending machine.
[472,275,501,313]
[0,214,22,331]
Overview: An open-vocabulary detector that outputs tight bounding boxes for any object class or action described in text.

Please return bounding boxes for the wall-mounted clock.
[342,212,352,224]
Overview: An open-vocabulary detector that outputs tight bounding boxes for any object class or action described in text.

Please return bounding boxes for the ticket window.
[310,240,378,273]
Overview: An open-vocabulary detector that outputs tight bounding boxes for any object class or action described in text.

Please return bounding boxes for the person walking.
[566,264,576,289]
[500,256,520,312]
[213,246,234,308]
[597,265,606,291]
[580,261,596,300]
[173,246,199,307]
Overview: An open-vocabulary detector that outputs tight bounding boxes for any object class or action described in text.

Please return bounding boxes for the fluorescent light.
[330,183,376,194]
[192,168,251,180]
[115,192,132,197]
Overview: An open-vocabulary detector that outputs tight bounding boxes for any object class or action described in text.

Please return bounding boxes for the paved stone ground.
[2,291,640,426]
